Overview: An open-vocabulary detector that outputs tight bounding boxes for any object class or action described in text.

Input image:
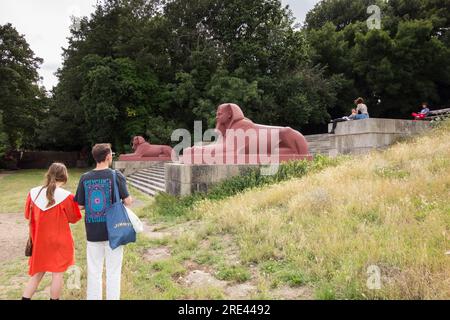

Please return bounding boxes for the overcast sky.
[0,0,320,91]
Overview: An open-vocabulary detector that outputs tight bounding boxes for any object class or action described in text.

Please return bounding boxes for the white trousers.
[86,241,124,300]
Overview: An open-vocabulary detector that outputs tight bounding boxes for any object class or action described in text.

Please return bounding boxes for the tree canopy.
[42,0,338,152]
[1,0,449,155]
[306,0,450,118]
[0,23,46,150]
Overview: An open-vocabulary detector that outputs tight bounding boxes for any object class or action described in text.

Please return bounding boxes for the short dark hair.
[92,143,112,163]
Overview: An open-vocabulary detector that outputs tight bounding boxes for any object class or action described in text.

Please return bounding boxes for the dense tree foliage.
[44,0,337,152]
[0,23,47,151]
[305,0,377,31]
[0,112,8,157]
[305,0,450,118]
[2,0,449,156]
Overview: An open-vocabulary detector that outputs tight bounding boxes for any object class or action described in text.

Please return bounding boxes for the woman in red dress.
[22,163,82,300]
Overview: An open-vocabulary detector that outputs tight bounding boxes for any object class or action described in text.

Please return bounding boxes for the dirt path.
[0,194,145,265]
[141,220,314,300]
[0,213,28,262]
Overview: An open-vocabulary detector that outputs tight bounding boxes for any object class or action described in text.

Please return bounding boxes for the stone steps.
[128,183,160,197]
[127,164,167,197]
[128,176,165,191]
[305,134,330,142]
[132,171,165,184]
[305,134,331,156]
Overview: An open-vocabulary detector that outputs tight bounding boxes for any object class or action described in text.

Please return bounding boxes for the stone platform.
[165,119,431,196]
[328,118,431,156]
[304,134,332,156]
[181,153,312,165]
[166,163,263,196]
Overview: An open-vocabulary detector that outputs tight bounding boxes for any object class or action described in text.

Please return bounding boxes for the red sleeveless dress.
[25,187,82,276]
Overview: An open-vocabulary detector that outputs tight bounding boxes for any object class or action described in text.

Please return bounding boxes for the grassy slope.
[1,122,449,300]
[192,121,450,299]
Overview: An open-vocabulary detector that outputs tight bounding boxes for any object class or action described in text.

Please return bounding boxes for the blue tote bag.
[105,170,136,250]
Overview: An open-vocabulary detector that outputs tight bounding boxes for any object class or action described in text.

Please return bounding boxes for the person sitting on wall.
[354,97,370,120]
[329,109,358,134]
[412,102,430,120]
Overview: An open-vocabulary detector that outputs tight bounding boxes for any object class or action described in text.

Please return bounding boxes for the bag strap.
[111,169,121,204]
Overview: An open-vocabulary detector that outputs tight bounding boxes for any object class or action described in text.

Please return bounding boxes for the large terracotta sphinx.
[182,103,312,165]
[119,136,174,161]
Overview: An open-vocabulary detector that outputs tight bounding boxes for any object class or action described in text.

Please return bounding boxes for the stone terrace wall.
[328,118,431,156]
[304,134,333,156]
[165,163,261,196]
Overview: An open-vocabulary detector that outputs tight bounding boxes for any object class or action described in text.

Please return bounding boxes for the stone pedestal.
[328,119,431,155]
[165,162,261,196]
[164,119,431,196]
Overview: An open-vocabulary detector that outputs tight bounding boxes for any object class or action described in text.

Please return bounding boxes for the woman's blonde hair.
[44,163,68,207]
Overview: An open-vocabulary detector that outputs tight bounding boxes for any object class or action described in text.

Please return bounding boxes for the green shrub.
[315,284,337,300]
[216,265,251,283]
[278,270,307,287]
[152,192,203,217]
[374,165,410,179]
[152,155,344,218]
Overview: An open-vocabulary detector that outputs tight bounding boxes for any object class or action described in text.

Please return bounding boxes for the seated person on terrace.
[412,102,431,120]
[354,97,370,120]
[329,109,358,134]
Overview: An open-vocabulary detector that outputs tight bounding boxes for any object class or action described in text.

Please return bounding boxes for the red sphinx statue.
[182,103,312,165]
[119,136,174,161]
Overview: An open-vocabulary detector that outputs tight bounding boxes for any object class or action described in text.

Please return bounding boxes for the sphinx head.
[132,136,146,151]
[215,103,246,136]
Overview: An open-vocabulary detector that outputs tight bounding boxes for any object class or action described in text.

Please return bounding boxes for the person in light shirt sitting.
[354,97,370,120]
[329,108,358,134]
[412,102,431,120]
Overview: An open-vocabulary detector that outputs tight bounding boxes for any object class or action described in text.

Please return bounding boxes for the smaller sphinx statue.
[119,136,174,161]
[182,103,312,165]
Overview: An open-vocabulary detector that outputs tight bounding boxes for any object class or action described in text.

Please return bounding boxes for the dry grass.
[1,123,449,300]
[194,121,450,299]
